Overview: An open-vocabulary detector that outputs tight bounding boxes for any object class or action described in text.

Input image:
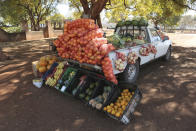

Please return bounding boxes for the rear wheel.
[122,60,139,83]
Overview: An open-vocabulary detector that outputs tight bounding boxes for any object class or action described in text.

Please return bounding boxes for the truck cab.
[108,20,172,83]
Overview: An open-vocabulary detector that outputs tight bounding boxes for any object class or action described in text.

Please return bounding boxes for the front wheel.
[164,46,172,61]
[122,61,140,83]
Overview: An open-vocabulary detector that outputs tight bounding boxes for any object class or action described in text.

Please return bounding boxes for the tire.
[122,60,140,83]
[164,46,172,61]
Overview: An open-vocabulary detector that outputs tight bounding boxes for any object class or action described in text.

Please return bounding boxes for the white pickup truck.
[66,22,172,83]
[107,25,172,83]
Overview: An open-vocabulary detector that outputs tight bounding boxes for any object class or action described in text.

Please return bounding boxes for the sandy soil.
[0,34,196,131]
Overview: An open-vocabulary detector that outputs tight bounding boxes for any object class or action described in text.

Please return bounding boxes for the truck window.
[150,29,161,42]
[115,26,150,43]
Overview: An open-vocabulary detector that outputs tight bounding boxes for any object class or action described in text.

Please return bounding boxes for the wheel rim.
[166,48,171,60]
[127,64,136,80]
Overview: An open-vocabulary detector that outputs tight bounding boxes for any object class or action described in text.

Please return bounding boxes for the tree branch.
[123,0,134,9]
[172,0,196,11]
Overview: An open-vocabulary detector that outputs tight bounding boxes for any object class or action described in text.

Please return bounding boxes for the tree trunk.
[80,0,108,28]
[96,15,102,28]
[36,20,40,31]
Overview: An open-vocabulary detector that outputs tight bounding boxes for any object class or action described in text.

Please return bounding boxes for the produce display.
[55,68,77,91]
[115,59,125,71]
[127,52,138,64]
[116,18,148,27]
[122,37,132,43]
[54,19,117,84]
[72,75,87,96]
[115,52,126,71]
[107,34,124,48]
[104,89,134,118]
[101,57,118,84]
[45,63,64,87]
[139,46,149,56]
[132,39,145,45]
[89,86,112,110]
[79,81,99,102]
[36,55,57,73]
[148,44,157,54]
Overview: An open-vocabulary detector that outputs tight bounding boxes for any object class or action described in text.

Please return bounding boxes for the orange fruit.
[122,105,126,110]
[114,105,118,109]
[117,103,121,107]
[115,112,121,117]
[107,109,112,113]
[111,110,115,115]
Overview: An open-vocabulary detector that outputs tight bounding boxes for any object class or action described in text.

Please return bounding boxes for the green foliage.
[131,0,184,26]
[164,16,181,27]
[67,0,82,19]
[49,13,65,22]
[105,0,131,23]
[0,0,27,25]
[0,0,58,30]
[66,0,194,27]
[1,27,22,33]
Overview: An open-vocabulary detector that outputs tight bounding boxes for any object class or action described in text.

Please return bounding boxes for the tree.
[0,0,27,26]
[67,0,82,19]
[105,0,131,23]
[0,0,58,31]
[131,0,185,27]
[67,0,195,27]
[171,0,196,11]
[49,13,65,29]
[67,0,132,27]
[49,13,65,22]
[179,15,196,29]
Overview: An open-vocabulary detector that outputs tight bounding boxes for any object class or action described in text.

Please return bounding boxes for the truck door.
[139,28,155,65]
[149,29,167,58]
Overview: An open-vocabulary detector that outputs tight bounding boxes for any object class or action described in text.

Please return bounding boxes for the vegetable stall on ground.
[32,19,143,124]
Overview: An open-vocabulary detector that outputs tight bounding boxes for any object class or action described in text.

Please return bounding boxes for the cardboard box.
[32,61,39,77]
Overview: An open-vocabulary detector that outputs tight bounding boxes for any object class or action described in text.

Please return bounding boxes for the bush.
[2,26,22,33]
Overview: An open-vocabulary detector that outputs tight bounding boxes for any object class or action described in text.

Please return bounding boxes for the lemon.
[110,103,114,107]
[103,107,107,111]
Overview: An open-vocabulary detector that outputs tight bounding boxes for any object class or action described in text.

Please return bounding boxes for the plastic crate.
[55,67,78,92]
[71,75,88,96]
[42,62,59,80]
[44,64,67,88]
[76,76,101,104]
[103,84,142,124]
[87,79,118,110]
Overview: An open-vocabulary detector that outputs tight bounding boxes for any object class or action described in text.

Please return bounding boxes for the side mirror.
[162,36,169,42]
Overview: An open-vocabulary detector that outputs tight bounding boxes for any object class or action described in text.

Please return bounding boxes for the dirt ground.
[0,34,196,131]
